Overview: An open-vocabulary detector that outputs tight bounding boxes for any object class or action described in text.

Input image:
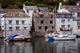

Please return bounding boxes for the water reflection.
[0,38,79,53]
[33,38,79,53]
[0,41,33,53]
[54,41,78,53]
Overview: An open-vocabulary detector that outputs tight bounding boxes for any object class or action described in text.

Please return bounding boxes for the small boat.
[45,32,76,41]
[10,35,31,42]
[4,34,31,42]
[4,34,19,41]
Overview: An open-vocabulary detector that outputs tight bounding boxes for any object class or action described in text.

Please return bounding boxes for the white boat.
[45,32,76,41]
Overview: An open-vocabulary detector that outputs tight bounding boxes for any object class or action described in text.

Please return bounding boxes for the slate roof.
[38,7,48,13]
[33,12,53,18]
[25,6,37,10]
[62,5,80,12]
[56,12,73,18]
[0,9,24,13]
[0,9,30,17]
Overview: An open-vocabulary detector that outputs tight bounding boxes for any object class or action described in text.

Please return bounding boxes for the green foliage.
[0,0,78,9]
[67,0,76,5]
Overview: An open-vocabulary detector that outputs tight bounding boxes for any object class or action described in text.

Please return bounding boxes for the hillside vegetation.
[0,0,78,9]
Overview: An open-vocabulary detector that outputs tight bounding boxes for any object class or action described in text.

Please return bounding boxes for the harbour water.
[0,38,80,53]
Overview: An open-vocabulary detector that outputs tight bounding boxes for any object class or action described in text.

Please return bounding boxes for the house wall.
[33,14,55,34]
[1,16,32,37]
[72,21,78,34]
[56,18,73,32]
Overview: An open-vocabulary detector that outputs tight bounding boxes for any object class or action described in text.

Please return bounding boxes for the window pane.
[51,15,53,18]
[24,27,27,29]
[78,12,80,17]
[16,26,19,30]
[68,25,70,28]
[22,20,25,24]
[9,27,12,30]
[50,20,53,24]
[16,20,19,25]
[68,19,70,22]
[41,20,44,24]
[45,26,48,31]
[39,26,41,30]
[9,20,12,24]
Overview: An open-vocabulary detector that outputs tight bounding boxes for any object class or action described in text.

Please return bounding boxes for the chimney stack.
[76,3,79,6]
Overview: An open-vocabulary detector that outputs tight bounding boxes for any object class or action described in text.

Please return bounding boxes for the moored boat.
[4,34,31,42]
[45,32,76,41]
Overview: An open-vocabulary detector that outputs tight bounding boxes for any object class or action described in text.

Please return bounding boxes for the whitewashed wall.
[56,18,74,32]
[72,21,78,34]
[1,16,32,37]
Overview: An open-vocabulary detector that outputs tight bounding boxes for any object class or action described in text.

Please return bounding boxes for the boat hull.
[9,38,31,42]
[53,37,76,41]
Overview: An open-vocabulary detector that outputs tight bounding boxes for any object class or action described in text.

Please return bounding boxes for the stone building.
[33,7,55,34]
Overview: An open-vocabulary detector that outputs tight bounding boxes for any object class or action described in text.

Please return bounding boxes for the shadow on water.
[0,38,80,53]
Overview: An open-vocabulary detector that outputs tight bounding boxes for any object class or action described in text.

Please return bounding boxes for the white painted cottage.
[56,7,77,34]
[1,9,32,37]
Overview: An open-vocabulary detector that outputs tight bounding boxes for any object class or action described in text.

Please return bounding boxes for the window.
[27,10,29,13]
[16,26,19,30]
[9,20,12,24]
[68,19,70,22]
[51,15,53,18]
[50,20,53,24]
[22,20,25,24]
[16,20,19,25]
[61,25,65,28]
[61,19,65,23]
[39,26,41,30]
[78,26,80,29]
[77,21,80,25]
[78,12,80,17]
[41,20,44,24]
[24,27,27,29]
[52,26,54,29]
[68,25,70,28]
[45,26,48,31]
[9,27,12,30]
